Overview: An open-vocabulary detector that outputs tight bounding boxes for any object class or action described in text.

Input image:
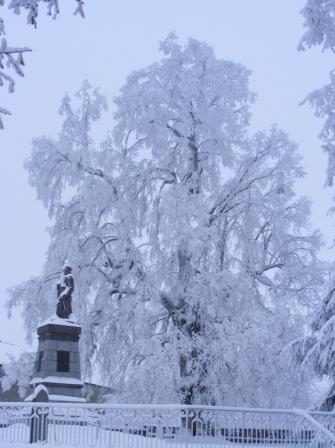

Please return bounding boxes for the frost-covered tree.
[299,0,335,184]
[0,0,84,129]
[289,273,335,411]
[295,1,335,411]
[299,0,335,185]
[299,0,335,52]
[8,36,324,407]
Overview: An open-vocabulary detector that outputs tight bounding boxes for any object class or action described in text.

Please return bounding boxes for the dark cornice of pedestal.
[38,323,81,342]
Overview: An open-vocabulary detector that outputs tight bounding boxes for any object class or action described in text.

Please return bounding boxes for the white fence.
[0,402,335,447]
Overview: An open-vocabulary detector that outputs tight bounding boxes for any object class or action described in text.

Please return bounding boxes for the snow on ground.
[0,423,299,447]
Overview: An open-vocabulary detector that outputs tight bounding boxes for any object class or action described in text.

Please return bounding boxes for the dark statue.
[56,265,74,319]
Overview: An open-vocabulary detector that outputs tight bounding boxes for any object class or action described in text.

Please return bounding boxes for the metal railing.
[0,402,335,446]
[309,411,335,437]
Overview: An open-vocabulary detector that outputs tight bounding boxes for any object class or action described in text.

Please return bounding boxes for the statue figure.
[56,265,74,319]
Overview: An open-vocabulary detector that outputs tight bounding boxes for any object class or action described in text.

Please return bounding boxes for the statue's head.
[63,265,72,275]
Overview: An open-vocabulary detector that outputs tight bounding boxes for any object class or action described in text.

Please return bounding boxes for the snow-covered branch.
[299,0,335,52]
[300,1,335,185]
[0,0,85,128]
[0,37,30,128]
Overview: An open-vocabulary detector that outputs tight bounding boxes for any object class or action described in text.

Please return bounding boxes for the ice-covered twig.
[0,0,85,128]
[0,36,31,128]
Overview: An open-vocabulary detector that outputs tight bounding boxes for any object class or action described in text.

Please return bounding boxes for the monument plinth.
[27,264,86,403]
[27,315,86,403]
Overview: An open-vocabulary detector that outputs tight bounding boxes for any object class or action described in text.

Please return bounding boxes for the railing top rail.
[310,410,335,416]
[0,401,331,416]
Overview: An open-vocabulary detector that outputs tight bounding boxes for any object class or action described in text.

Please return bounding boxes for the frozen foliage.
[6,0,85,26]
[0,31,30,129]
[8,36,325,407]
[0,0,84,128]
[303,71,335,186]
[300,0,335,51]
[298,4,335,410]
[289,275,335,410]
[1,352,34,398]
[298,5,335,406]
[300,1,335,184]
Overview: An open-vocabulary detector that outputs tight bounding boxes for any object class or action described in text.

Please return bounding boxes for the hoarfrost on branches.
[0,0,84,128]
[294,3,335,410]
[8,36,325,407]
[302,70,335,186]
[299,0,335,52]
[300,1,335,184]
[289,276,335,410]
[1,352,34,398]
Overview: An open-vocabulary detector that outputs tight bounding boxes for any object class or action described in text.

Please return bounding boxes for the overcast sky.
[0,0,334,361]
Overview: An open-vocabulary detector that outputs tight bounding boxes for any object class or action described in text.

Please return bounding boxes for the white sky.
[0,0,334,362]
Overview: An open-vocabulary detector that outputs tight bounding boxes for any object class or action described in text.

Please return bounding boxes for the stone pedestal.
[27,315,86,403]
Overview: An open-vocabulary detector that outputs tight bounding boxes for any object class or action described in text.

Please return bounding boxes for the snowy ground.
[0,423,312,447]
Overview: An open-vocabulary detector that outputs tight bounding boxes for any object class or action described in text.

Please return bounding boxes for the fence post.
[29,388,49,444]
[185,408,188,448]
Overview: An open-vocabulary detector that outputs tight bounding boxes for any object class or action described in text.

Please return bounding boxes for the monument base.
[27,315,86,403]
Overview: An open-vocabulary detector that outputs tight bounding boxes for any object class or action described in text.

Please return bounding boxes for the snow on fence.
[0,402,334,447]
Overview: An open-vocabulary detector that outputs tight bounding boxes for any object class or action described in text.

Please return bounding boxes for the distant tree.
[293,1,335,411]
[8,36,324,407]
[0,0,84,129]
[299,0,335,184]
